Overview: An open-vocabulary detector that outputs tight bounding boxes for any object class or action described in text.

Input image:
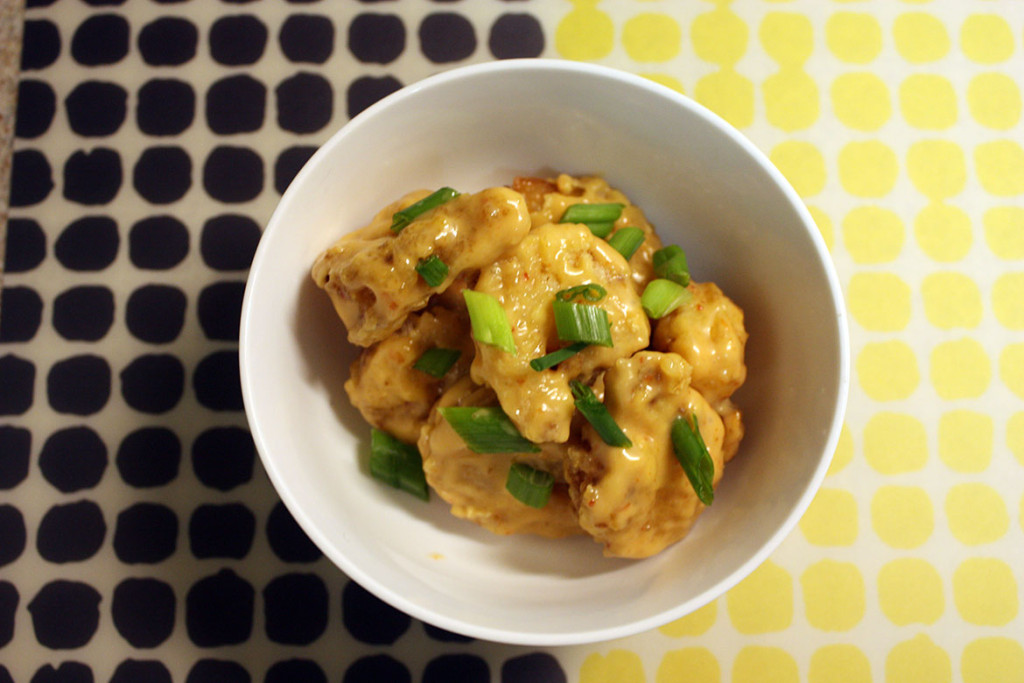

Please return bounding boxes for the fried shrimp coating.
[418,377,582,538]
[312,187,531,347]
[344,306,475,444]
[470,222,650,445]
[312,174,751,556]
[565,352,725,558]
[513,174,663,292]
[652,281,748,405]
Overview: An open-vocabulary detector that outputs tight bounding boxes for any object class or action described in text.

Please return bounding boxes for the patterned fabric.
[2,1,1022,681]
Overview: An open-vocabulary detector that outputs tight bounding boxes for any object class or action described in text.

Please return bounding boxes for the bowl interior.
[240,60,849,645]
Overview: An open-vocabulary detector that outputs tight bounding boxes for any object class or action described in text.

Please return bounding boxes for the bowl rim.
[240,58,851,645]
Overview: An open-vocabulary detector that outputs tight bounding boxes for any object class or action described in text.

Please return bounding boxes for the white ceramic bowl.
[240,59,849,646]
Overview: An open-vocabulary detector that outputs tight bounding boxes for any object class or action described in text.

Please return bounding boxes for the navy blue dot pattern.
[62,148,122,205]
[3,219,46,273]
[189,503,256,559]
[2,4,567,681]
[0,426,31,489]
[113,503,178,564]
[111,578,176,648]
[54,216,119,271]
[30,661,94,683]
[136,79,195,136]
[65,81,127,137]
[116,427,181,487]
[36,500,107,563]
[39,426,108,492]
[125,285,187,343]
[0,286,43,342]
[52,286,115,341]
[108,660,171,683]
[186,660,250,683]
[128,215,189,270]
[15,80,56,138]
[132,147,192,204]
[27,581,101,649]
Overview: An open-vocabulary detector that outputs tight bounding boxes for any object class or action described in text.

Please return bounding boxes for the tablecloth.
[2,1,1022,681]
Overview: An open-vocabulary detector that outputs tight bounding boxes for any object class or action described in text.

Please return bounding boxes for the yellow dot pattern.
[842,206,904,263]
[726,560,793,634]
[939,410,993,472]
[579,649,646,683]
[872,485,934,548]
[801,561,865,630]
[833,72,892,131]
[733,647,799,683]
[761,12,819,131]
[984,206,1024,259]
[655,647,719,683]
[921,272,983,329]
[946,483,1010,545]
[863,411,928,473]
[968,73,1021,130]
[931,338,991,399]
[953,558,1019,625]
[809,644,872,683]
[847,272,911,331]
[800,488,858,545]
[962,638,1024,683]
[658,601,716,638]
[878,558,945,625]
[887,634,952,683]
[548,2,1024,676]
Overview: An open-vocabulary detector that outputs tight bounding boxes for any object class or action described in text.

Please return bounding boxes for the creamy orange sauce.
[313,174,749,558]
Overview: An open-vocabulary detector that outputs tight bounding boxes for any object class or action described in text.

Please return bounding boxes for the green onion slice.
[569,380,633,448]
[560,203,624,224]
[390,187,460,233]
[559,203,623,238]
[552,300,613,347]
[652,245,691,286]
[369,428,430,501]
[413,347,461,378]
[641,278,691,319]
[529,341,587,372]
[583,221,615,238]
[555,283,607,303]
[463,290,517,355]
[415,254,449,287]
[505,462,555,508]
[606,227,645,260]
[439,406,541,453]
[671,415,715,506]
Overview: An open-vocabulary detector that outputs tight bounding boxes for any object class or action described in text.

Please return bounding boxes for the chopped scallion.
[529,341,587,371]
[652,245,690,286]
[439,406,541,453]
[671,415,715,506]
[560,203,624,224]
[583,221,615,238]
[505,462,554,508]
[559,203,623,238]
[390,187,460,233]
[641,278,691,319]
[569,380,633,448]
[555,283,607,303]
[413,347,461,378]
[606,227,645,260]
[369,428,430,500]
[552,300,613,347]
[463,290,517,355]
[415,254,449,287]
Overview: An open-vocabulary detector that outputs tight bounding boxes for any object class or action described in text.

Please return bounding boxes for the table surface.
[2,2,1023,682]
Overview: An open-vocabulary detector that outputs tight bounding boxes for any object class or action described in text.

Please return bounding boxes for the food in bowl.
[311,173,748,559]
